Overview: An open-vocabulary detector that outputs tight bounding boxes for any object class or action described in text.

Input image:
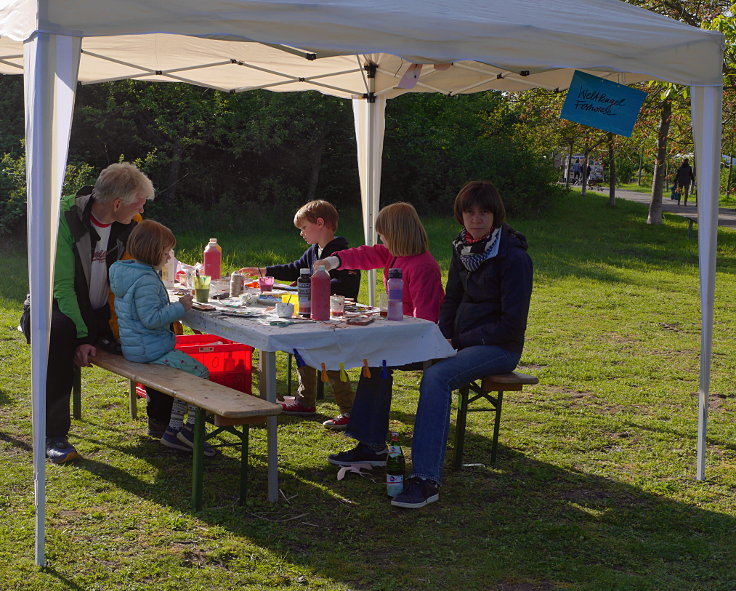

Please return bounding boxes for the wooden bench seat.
[454,371,539,469]
[76,350,281,510]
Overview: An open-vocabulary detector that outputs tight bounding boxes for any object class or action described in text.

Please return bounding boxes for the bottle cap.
[209,238,217,242]
[388,268,402,279]
[300,268,310,275]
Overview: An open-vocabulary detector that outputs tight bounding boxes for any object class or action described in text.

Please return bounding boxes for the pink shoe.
[281,401,317,416]
[323,413,350,431]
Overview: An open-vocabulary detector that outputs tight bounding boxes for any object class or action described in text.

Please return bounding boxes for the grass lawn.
[1,191,736,590]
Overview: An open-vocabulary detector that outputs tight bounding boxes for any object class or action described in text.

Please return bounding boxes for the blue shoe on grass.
[160,427,191,452]
[46,438,80,464]
[177,425,216,457]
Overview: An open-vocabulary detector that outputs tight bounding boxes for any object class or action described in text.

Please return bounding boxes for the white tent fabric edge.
[691,86,722,481]
[25,31,81,566]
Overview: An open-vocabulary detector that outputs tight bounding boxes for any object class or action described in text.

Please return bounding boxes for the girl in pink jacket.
[319,202,445,469]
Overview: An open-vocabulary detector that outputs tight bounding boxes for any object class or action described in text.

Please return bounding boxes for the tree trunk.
[581,153,589,196]
[167,140,183,203]
[565,144,573,189]
[648,99,671,225]
[608,133,616,207]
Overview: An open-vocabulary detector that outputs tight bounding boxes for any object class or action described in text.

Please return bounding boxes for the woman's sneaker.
[391,477,440,509]
[328,442,387,467]
[160,427,191,452]
[322,413,350,431]
[177,425,216,457]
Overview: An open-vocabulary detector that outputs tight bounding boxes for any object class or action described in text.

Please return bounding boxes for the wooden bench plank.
[90,350,281,419]
[480,371,539,390]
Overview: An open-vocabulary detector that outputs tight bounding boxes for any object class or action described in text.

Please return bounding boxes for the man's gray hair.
[93,162,154,205]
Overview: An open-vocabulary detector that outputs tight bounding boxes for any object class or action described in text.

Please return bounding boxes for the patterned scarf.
[453,226,502,272]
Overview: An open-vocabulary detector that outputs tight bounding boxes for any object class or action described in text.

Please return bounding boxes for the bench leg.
[490,391,504,466]
[453,385,470,470]
[239,426,249,506]
[72,365,81,420]
[128,379,138,419]
[192,407,206,511]
[286,353,293,396]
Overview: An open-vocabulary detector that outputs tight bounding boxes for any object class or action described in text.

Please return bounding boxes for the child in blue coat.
[109,220,214,455]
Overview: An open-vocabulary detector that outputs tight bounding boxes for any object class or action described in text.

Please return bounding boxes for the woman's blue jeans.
[410,345,521,484]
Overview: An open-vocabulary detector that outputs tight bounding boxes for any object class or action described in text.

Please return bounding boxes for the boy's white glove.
[316,256,340,271]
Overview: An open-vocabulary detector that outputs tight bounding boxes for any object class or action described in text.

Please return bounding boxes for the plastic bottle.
[160,249,177,288]
[298,268,312,318]
[203,238,222,279]
[387,268,404,321]
[386,432,405,497]
[310,266,331,321]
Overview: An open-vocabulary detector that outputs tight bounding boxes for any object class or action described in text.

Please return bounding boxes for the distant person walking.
[572,159,582,183]
[675,158,695,206]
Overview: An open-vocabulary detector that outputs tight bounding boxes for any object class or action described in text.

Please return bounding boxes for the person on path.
[675,158,695,206]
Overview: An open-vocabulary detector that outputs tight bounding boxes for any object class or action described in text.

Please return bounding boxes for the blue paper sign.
[560,71,646,137]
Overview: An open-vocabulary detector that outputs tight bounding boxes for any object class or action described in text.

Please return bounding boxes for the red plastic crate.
[136,334,253,397]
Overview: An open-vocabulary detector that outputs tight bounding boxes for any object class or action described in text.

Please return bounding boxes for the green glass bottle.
[386,432,405,497]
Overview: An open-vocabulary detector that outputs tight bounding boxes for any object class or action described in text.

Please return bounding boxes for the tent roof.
[0,0,724,98]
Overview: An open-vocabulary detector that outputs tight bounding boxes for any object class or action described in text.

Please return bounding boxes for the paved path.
[591,186,736,230]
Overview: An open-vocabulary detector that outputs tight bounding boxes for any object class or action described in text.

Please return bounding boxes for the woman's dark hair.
[453,181,506,229]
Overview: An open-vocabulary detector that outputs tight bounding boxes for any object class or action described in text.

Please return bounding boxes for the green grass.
[2,193,736,590]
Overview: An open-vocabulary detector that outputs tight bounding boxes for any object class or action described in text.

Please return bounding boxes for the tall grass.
[1,191,735,590]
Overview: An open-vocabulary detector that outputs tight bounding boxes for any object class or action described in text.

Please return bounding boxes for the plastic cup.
[282,293,299,315]
[194,274,211,302]
[259,276,274,292]
[330,295,345,317]
[276,302,294,318]
[379,294,388,318]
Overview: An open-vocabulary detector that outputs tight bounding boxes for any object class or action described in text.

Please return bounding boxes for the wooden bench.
[453,371,539,469]
[678,214,697,240]
[73,350,282,510]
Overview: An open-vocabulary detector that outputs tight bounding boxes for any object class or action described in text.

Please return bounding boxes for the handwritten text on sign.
[560,71,646,137]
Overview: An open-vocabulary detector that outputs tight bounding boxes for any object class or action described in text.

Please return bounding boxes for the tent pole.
[24,32,81,566]
[352,83,386,306]
[690,85,722,481]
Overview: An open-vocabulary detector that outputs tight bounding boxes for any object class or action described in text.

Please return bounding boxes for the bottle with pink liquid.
[203,238,222,279]
[310,266,331,321]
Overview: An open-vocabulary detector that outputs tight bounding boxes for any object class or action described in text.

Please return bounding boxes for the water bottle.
[310,266,331,321]
[298,268,311,318]
[387,268,404,321]
[386,432,405,497]
[203,238,222,279]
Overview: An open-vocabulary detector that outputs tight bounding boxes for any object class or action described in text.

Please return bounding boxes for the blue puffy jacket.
[109,259,185,362]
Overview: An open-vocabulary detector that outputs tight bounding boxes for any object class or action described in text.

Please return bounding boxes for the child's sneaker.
[177,425,216,457]
[322,413,350,431]
[160,427,191,452]
[281,401,317,415]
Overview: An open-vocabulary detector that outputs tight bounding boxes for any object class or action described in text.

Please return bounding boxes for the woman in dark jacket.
[675,158,695,206]
[392,180,533,509]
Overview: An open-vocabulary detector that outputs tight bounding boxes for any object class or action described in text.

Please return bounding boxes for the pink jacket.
[334,244,444,322]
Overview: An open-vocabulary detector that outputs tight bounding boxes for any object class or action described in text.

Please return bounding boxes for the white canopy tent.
[0,0,724,566]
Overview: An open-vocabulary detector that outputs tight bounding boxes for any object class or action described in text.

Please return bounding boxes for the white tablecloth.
[182,307,456,371]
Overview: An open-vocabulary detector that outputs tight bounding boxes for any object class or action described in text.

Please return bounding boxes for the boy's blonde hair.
[94,162,155,205]
[127,220,176,266]
[375,202,428,257]
[293,200,339,231]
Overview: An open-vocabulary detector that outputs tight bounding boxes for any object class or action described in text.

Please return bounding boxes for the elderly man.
[43,162,155,463]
